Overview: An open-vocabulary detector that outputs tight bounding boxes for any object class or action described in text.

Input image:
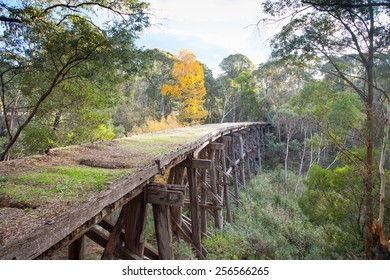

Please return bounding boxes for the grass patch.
[0,165,131,204]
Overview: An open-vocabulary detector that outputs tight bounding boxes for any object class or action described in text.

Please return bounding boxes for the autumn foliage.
[161,49,207,124]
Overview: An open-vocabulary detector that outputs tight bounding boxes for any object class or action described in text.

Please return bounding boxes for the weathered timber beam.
[68,236,85,260]
[184,201,222,210]
[101,203,129,260]
[145,186,184,207]
[153,204,174,260]
[98,218,159,260]
[182,158,212,169]
[85,227,142,260]
[34,184,145,260]
[186,156,203,259]
[209,143,224,150]
[195,173,223,205]
[124,193,148,258]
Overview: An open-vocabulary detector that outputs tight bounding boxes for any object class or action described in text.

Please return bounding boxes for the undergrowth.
[203,169,329,260]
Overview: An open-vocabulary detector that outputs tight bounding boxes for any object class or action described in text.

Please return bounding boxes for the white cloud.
[138,0,278,76]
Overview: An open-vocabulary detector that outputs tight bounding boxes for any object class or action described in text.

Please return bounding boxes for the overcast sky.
[136,0,277,77]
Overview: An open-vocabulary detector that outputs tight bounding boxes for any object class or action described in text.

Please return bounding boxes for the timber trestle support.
[0,122,271,260]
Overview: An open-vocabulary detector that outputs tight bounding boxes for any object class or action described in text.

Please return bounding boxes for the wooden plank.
[184,202,222,210]
[68,236,85,260]
[145,188,184,207]
[101,203,128,260]
[124,193,148,258]
[183,159,212,169]
[152,204,173,260]
[210,143,224,150]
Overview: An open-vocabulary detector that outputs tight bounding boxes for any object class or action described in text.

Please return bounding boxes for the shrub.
[203,170,329,259]
[130,115,182,135]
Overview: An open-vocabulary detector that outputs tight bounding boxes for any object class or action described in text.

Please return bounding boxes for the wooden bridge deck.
[0,122,270,260]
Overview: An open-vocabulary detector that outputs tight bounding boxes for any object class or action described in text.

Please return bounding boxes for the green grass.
[0,166,131,204]
[118,134,197,158]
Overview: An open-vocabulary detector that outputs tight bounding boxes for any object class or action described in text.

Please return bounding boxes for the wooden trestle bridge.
[0,122,271,260]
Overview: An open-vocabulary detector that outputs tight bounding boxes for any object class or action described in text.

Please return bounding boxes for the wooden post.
[229,136,239,202]
[245,133,252,179]
[68,236,85,260]
[221,142,233,223]
[210,145,223,230]
[200,166,208,235]
[152,204,174,259]
[168,166,185,236]
[238,133,246,188]
[257,126,263,171]
[124,193,148,258]
[186,155,204,259]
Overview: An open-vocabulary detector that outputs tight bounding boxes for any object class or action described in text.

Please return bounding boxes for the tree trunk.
[295,124,307,194]
[365,1,375,259]
[378,101,389,226]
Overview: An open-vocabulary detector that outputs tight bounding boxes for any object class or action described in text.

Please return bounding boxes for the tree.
[263,0,390,258]
[161,49,207,124]
[0,0,150,160]
[202,64,224,123]
[112,48,176,132]
[218,54,258,122]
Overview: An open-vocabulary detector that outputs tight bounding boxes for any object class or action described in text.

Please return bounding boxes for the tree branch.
[302,1,390,9]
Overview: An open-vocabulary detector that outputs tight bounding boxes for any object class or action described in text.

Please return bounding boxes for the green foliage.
[293,81,363,138]
[203,226,251,260]
[203,170,328,259]
[0,0,150,159]
[300,164,366,258]
[173,241,197,260]
[217,54,264,122]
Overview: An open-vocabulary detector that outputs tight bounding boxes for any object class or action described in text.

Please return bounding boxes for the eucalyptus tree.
[263,0,390,258]
[0,0,150,160]
[218,54,259,122]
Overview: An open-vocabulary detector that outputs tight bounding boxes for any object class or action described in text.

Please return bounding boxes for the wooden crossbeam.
[101,203,128,260]
[210,143,224,150]
[98,218,159,260]
[145,186,184,207]
[85,227,143,260]
[183,158,212,169]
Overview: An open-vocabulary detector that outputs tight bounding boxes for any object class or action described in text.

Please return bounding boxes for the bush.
[203,169,329,260]
[130,115,182,135]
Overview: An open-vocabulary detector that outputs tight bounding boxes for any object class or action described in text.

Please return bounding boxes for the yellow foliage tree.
[161,49,207,124]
